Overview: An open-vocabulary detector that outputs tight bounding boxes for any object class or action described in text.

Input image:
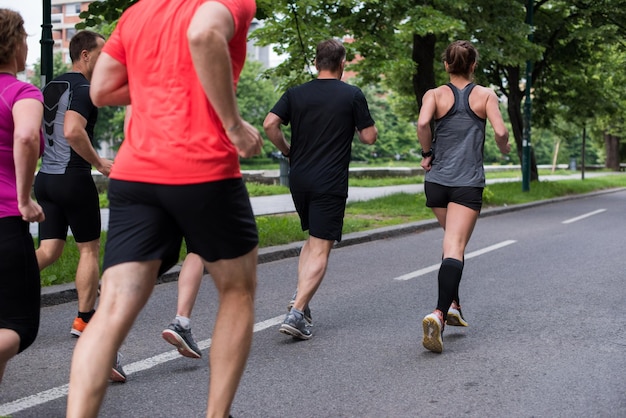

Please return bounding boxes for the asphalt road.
[2,189,626,417]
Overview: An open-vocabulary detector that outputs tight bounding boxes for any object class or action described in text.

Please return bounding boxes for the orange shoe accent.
[70,317,88,337]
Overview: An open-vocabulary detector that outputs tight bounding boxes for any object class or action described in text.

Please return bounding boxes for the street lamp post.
[40,0,53,89]
[522,69,532,191]
[522,0,534,192]
[522,0,533,192]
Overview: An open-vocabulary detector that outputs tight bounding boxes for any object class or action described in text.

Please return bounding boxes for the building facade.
[51,0,91,64]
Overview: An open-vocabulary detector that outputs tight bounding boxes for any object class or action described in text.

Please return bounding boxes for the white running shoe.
[422,311,444,353]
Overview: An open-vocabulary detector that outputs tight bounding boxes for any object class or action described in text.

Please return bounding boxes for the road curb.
[40,187,625,307]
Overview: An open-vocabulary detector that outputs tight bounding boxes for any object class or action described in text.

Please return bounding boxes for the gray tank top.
[424,83,487,187]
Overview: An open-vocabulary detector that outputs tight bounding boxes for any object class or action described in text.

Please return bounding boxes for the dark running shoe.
[446,305,468,327]
[162,322,202,359]
[287,292,312,324]
[279,311,312,340]
[110,352,127,383]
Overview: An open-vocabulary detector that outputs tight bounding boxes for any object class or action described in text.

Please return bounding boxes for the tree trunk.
[581,125,586,180]
[505,66,539,181]
[604,131,621,171]
[412,33,437,109]
[551,140,560,174]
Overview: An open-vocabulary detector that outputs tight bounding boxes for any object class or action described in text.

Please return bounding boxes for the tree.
[254,0,626,177]
[350,85,418,162]
[253,0,535,174]
[29,53,70,88]
[236,59,281,157]
[77,0,626,172]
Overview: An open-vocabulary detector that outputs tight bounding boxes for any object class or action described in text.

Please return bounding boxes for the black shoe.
[279,311,313,340]
[162,322,202,358]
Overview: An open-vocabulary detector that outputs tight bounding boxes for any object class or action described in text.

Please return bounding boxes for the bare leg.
[66,260,160,418]
[203,247,257,418]
[176,253,204,318]
[0,329,20,385]
[440,203,479,260]
[75,239,101,312]
[35,238,65,270]
[293,236,334,311]
[431,203,480,321]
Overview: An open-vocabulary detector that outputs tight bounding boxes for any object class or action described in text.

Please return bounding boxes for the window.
[65,3,81,16]
[66,28,77,41]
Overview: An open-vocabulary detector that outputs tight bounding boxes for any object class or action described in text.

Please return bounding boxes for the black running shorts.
[291,191,346,242]
[424,181,483,212]
[103,178,258,277]
[0,217,40,353]
[34,172,101,243]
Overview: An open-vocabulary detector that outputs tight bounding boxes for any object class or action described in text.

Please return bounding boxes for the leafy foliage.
[236,59,281,157]
[29,53,70,88]
[74,0,626,170]
[76,0,138,31]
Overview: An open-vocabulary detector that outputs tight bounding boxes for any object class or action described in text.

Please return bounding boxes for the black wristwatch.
[421,149,433,158]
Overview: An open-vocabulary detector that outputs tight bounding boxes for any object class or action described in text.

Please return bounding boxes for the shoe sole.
[110,368,126,383]
[279,324,312,340]
[161,329,202,359]
[70,329,82,337]
[422,316,443,353]
[446,312,468,327]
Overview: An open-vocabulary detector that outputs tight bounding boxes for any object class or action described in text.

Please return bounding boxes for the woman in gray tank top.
[416,40,511,353]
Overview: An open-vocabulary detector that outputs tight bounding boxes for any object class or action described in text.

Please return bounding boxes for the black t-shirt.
[41,72,98,174]
[270,79,375,196]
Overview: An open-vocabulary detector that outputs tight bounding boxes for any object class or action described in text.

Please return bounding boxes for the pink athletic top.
[103,0,256,184]
[0,74,44,218]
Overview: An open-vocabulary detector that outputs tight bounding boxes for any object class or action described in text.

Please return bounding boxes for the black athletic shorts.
[103,178,258,277]
[424,181,483,212]
[0,217,40,353]
[291,191,346,242]
[34,172,101,243]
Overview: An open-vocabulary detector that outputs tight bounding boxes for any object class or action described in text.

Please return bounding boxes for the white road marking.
[562,208,606,224]
[394,240,517,281]
[0,315,284,416]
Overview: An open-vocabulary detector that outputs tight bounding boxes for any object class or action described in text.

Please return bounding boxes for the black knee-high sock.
[454,259,464,306]
[436,258,464,320]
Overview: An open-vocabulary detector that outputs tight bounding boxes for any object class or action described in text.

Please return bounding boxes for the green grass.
[349,176,423,187]
[40,173,626,287]
[244,182,290,196]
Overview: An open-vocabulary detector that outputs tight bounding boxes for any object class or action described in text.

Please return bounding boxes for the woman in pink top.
[0,8,45,384]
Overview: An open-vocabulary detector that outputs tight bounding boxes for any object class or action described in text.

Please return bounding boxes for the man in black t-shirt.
[264,38,378,340]
[33,32,117,373]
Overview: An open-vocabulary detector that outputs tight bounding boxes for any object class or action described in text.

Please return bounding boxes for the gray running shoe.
[110,352,127,383]
[162,322,202,359]
[279,311,312,340]
[287,292,312,324]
